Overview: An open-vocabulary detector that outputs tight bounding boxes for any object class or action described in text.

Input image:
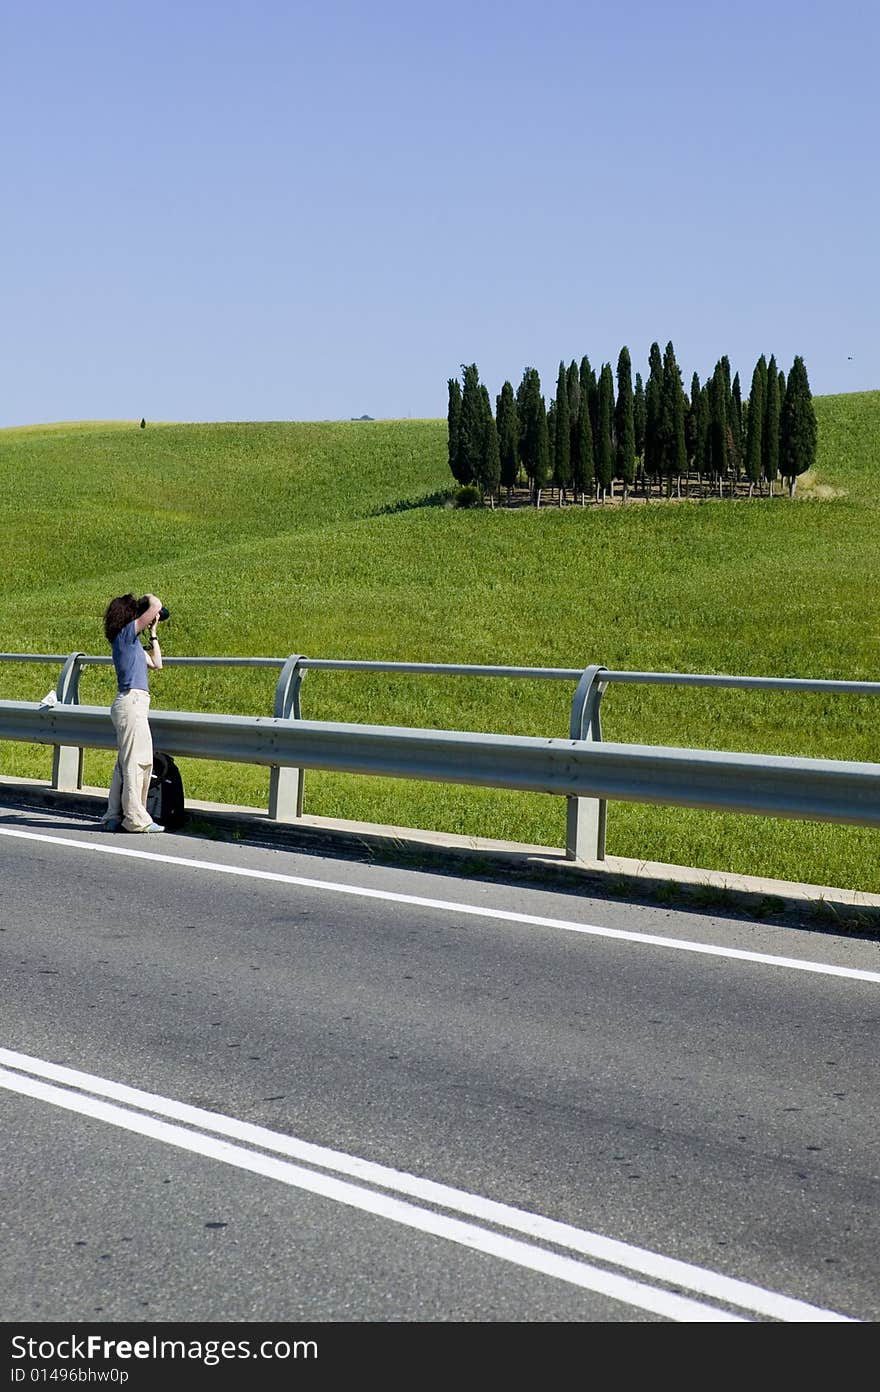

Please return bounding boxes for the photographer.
[100,592,168,833]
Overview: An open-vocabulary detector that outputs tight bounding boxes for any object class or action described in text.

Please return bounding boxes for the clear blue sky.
[2,0,877,427]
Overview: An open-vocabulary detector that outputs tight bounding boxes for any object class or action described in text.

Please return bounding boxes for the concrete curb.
[2,776,879,932]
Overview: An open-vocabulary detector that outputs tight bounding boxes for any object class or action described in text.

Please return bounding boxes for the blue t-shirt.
[111,620,149,694]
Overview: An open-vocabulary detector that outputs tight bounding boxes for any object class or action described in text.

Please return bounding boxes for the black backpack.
[147,751,186,830]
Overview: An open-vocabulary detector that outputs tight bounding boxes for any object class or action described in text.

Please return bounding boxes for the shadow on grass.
[368,488,455,517]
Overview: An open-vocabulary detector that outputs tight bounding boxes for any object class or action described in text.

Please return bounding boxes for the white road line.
[0,1066,743,1323]
[1,823,878,984]
[0,1049,854,1322]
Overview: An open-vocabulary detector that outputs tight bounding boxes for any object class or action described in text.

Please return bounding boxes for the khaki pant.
[107,689,154,831]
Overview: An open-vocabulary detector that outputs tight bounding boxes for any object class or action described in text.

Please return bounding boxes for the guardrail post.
[565,664,608,861]
[51,652,86,791]
[267,655,306,821]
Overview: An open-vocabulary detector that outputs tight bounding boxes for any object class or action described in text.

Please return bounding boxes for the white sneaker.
[141,821,165,833]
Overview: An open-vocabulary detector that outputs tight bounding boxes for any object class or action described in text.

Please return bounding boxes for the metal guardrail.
[2,701,880,833]
[2,652,880,861]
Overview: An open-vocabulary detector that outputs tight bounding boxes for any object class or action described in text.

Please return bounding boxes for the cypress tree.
[633,372,646,467]
[518,367,544,499]
[552,360,571,502]
[745,356,765,495]
[644,341,663,492]
[547,399,556,459]
[566,360,580,427]
[730,371,744,479]
[534,393,550,505]
[615,346,636,501]
[707,361,729,492]
[580,355,599,450]
[720,354,733,423]
[686,372,701,472]
[596,363,615,500]
[478,384,500,502]
[512,364,531,484]
[660,341,687,496]
[763,354,780,494]
[578,355,593,405]
[496,380,519,500]
[695,373,710,480]
[780,355,817,496]
[516,366,535,489]
[567,359,580,477]
[447,377,463,483]
[573,388,594,504]
[457,363,485,487]
[757,353,769,481]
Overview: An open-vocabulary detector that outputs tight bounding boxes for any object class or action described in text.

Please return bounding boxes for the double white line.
[0,1047,854,1323]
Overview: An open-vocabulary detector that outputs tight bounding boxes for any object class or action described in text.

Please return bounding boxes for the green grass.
[1,396,879,891]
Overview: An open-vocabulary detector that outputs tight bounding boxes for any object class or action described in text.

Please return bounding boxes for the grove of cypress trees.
[780,355,817,496]
[448,344,814,511]
[615,346,636,502]
[496,380,519,500]
[763,354,780,494]
[447,377,463,484]
[745,356,765,495]
[596,363,615,501]
[553,360,571,503]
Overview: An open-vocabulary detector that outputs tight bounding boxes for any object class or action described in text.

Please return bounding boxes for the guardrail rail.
[2,651,880,861]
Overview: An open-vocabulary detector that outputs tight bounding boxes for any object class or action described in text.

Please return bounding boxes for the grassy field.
[1,395,879,891]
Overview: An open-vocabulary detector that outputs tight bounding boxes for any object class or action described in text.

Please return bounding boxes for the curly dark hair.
[104,594,139,644]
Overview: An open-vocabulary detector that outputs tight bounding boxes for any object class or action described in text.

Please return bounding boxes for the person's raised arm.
[145,615,163,671]
[134,594,162,634]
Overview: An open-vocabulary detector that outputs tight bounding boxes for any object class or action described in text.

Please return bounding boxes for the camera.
[137,596,170,622]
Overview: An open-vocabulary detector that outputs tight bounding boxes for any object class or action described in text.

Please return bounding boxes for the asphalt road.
[1,801,878,1326]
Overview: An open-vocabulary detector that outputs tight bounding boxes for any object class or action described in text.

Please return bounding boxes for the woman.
[101,593,165,832]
